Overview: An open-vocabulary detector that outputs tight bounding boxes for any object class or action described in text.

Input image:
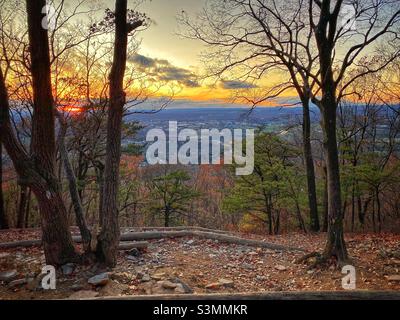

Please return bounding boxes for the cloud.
[220,80,258,90]
[129,53,200,88]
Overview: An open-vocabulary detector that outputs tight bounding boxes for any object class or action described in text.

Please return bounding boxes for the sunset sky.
[100,0,289,105]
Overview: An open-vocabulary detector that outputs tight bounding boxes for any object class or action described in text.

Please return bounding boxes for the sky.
[99,0,286,105]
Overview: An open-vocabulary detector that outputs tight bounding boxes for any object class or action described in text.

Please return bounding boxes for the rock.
[256,275,266,282]
[99,280,129,297]
[307,270,315,275]
[172,277,193,293]
[161,280,178,290]
[248,251,258,256]
[137,272,151,282]
[241,263,254,270]
[126,255,138,262]
[0,270,18,283]
[218,278,234,288]
[275,265,287,271]
[127,248,141,257]
[88,272,110,286]
[387,275,400,281]
[205,282,222,290]
[151,284,167,295]
[27,274,46,291]
[0,253,10,259]
[61,263,75,276]
[151,272,166,280]
[142,274,151,282]
[8,278,28,288]
[68,290,99,299]
[174,284,186,294]
[186,240,195,245]
[71,283,84,292]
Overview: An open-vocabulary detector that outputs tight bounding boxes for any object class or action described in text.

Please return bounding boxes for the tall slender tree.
[0,140,8,229]
[96,0,146,266]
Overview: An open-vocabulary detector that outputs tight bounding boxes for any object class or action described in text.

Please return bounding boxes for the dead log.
[88,290,400,301]
[0,239,148,250]
[119,230,304,251]
[124,226,233,235]
[118,241,148,250]
[0,229,303,252]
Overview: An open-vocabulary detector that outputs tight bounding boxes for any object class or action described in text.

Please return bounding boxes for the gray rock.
[172,278,193,294]
[0,270,18,283]
[275,265,287,271]
[8,278,28,288]
[218,278,234,288]
[141,274,151,282]
[88,272,110,286]
[127,248,141,257]
[27,274,46,291]
[241,263,254,270]
[61,263,76,276]
[256,275,266,281]
[161,280,178,289]
[126,255,138,262]
[174,284,187,294]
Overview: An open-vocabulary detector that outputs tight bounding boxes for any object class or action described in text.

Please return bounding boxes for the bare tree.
[96,0,147,267]
[180,0,400,263]
[0,0,78,265]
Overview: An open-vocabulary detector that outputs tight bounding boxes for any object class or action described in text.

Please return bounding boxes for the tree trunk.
[58,115,92,252]
[322,165,328,232]
[165,208,170,227]
[0,0,78,265]
[295,200,307,233]
[321,103,348,263]
[17,186,28,228]
[302,100,319,231]
[314,3,348,263]
[375,188,381,233]
[96,0,129,267]
[24,188,31,227]
[0,141,8,229]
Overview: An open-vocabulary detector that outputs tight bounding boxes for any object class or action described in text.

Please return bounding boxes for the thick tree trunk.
[0,0,78,265]
[302,100,319,231]
[96,0,129,267]
[314,2,348,263]
[0,141,8,229]
[26,0,78,265]
[321,103,348,263]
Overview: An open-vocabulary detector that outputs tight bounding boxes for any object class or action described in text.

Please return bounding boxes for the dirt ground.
[0,229,399,300]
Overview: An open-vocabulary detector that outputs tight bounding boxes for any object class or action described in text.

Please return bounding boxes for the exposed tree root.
[296,251,352,269]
